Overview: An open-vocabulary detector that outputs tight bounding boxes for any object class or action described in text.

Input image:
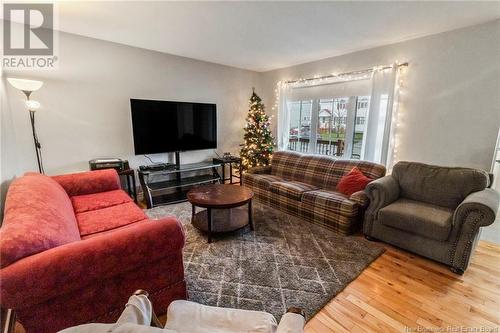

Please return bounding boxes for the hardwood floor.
[304,240,500,333]
[12,241,500,333]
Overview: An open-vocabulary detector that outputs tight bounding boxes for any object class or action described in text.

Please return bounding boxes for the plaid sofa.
[242,151,386,235]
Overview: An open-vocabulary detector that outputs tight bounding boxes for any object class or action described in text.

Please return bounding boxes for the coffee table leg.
[207,208,212,243]
[248,199,254,231]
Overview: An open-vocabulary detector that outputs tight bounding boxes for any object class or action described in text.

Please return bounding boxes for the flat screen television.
[130,99,217,154]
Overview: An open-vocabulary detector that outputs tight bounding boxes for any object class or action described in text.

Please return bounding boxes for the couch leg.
[364,235,378,242]
[450,267,465,275]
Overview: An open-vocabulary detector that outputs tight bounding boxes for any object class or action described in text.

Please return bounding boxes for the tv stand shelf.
[138,161,222,208]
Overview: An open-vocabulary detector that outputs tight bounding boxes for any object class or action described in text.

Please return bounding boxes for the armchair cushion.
[302,190,358,217]
[392,161,489,209]
[379,199,454,241]
[270,181,319,201]
[76,202,148,237]
[71,190,132,213]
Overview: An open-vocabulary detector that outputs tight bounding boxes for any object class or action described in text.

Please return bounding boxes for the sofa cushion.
[324,160,386,191]
[269,181,319,201]
[392,161,489,209]
[379,198,453,241]
[76,202,147,237]
[71,190,132,214]
[291,154,337,188]
[52,169,121,197]
[243,174,283,190]
[336,167,372,196]
[302,190,358,217]
[0,173,81,267]
[270,151,303,180]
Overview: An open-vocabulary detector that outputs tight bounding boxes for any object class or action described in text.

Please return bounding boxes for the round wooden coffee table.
[187,184,254,243]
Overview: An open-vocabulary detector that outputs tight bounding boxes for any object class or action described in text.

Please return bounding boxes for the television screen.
[130,99,217,154]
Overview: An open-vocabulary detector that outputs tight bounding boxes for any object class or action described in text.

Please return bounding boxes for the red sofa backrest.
[0,173,81,267]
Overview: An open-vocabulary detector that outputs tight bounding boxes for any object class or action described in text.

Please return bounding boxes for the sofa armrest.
[454,188,499,228]
[59,293,166,333]
[52,169,121,196]
[0,217,185,309]
[363,175,400,236]
[247,165,272,174]
[276,308,305,333]
[365,175,400,211]
[349,191,369,208]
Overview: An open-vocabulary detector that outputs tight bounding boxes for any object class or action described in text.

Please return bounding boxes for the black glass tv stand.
[138,161,222,208]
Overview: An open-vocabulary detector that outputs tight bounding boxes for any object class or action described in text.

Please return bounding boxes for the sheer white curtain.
[276,64,400,168]
[276,82,291,151]
[361,65,398,165]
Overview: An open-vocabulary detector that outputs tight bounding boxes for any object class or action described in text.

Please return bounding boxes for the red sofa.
[0,169,186,333]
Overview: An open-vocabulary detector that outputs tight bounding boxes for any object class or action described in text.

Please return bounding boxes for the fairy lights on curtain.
[387,64,408,169]
[272,62,409,168]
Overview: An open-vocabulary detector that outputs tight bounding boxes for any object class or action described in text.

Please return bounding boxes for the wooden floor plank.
[304,241,500,333]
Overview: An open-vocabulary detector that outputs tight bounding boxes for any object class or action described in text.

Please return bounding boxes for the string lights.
[388,63,408,170]
[272,62,408,169]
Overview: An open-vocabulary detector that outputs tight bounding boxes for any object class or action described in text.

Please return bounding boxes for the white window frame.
[288,95,370,159]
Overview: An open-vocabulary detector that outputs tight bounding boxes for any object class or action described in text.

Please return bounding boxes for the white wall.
[2,19,499,204]
[2,32,259,181]
[259,20,500,171]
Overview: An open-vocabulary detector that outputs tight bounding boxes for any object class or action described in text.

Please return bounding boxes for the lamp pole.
[27,99,44,174]
[7,78,45,174]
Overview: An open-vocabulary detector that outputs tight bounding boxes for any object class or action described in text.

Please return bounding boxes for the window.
[288,100,312,152]
[288,96,370,159]
[278,66,400,166]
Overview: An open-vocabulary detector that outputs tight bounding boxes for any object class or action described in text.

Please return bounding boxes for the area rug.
[146,202,384,320]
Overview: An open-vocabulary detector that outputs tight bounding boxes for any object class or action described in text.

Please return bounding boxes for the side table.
[118,168,137,203]
[213,156,242,185]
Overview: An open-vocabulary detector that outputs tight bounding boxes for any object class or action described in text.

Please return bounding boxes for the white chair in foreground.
[59,290,305,333]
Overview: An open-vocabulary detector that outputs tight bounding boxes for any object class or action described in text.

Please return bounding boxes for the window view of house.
[288,96,370,159]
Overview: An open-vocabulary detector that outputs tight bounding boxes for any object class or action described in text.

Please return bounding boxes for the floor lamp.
[7,78,45,174]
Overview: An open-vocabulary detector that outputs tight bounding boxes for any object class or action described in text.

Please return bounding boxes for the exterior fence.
[288,138,345,157]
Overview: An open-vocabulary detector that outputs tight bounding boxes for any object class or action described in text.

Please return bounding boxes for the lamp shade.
[7,78,43,92]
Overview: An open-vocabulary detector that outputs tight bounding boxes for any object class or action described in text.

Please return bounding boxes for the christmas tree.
[240,89,275,171]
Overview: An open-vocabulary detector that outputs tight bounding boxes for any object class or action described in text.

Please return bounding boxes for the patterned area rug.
[146,201,384,320]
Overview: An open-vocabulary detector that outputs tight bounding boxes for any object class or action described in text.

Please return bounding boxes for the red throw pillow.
[336,167,372,196]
